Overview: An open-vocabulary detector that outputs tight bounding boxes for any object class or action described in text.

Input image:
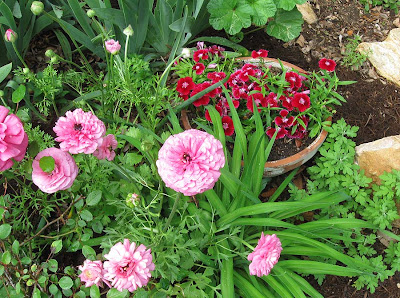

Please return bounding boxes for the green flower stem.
[11,42,28,69]
[163,192,181,232]
[221,239,234,298]
[124,35,130,64]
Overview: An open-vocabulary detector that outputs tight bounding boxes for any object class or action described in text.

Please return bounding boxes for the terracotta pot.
[181,57,330,177]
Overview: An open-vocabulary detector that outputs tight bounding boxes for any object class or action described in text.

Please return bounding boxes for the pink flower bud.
[4,29,17,43]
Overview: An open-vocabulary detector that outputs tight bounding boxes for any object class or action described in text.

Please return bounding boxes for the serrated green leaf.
[266,8,303,42]
[82,245,96,260]
[12,240,19,254]
[90,284,100,298]
[275,0,307,11]
[87,190,102,206]
[48,259,58,272]
[80,210,93,222]
[207,0,252,35]
[51,240,63,254]
[247,0,276,26]
[2,251,11,264]
[59,276,73,289]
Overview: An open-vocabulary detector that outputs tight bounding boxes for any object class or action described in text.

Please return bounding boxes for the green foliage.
[341,35,370,70]
[359,0,400,13]
[207,0,306,41]
[306,118,400,291]
[0,1,55,67]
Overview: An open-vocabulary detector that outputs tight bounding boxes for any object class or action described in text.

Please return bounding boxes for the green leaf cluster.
[207,0,306,41]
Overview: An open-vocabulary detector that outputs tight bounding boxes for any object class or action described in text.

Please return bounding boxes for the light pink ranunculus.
[156,129,225,196]
[78,260,109,288]
[93,134,117,161]
[53,109,105,154]
[32,148,78,193]
[105,39,121,54]
[0,105,28,171]
[248,233,282,277]
[103,239,155,292]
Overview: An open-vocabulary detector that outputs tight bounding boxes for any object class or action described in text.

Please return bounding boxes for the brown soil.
[199,0,400,296]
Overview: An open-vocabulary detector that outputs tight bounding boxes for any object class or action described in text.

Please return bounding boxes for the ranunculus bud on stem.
[45,49,55,58]
[87,9,95,18]
[123,25,134,36]
[4,29,17,43]
[31,1,44,15]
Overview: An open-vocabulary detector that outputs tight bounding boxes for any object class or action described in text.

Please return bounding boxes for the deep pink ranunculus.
[318,58,336,72]
[103,239,155,293]
[0,106,28,171]
[248,233,282,277]
[32,148,78,193]
[156,129,225,196]
[53,109,106,154]
[93,134,118,161]
[79,260,109,288]
[105,39,121,54]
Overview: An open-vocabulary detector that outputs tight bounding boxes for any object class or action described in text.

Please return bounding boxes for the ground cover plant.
[1,1,400,297]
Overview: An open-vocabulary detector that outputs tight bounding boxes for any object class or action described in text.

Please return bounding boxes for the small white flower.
[181,48,191,58]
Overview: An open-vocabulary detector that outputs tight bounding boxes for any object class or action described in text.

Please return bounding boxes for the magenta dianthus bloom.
[79,260,109,288]
[53,109,105,154]
[0,106,28,171]
[156,129,225,196]
[248,233,282,277]
[105,39,121,54]
[103,239,155,292]
[93,134,118,161]
[32,148,78,193]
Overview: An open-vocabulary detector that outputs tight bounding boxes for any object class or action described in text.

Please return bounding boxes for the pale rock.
[357,28,400,87]
[355,135,400,184]
[394,18,400,28]
[296,2,318,24]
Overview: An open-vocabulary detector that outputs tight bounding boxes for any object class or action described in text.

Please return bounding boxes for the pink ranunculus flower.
[103,239,155,292]
[0,106,28,171]
[32,148,78,193]
[93,134,118,161]
[248,233,282,277]
[105,39,121,54]
[53,109,105,154]
[156,129,225,196]
[78,260,109,288]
